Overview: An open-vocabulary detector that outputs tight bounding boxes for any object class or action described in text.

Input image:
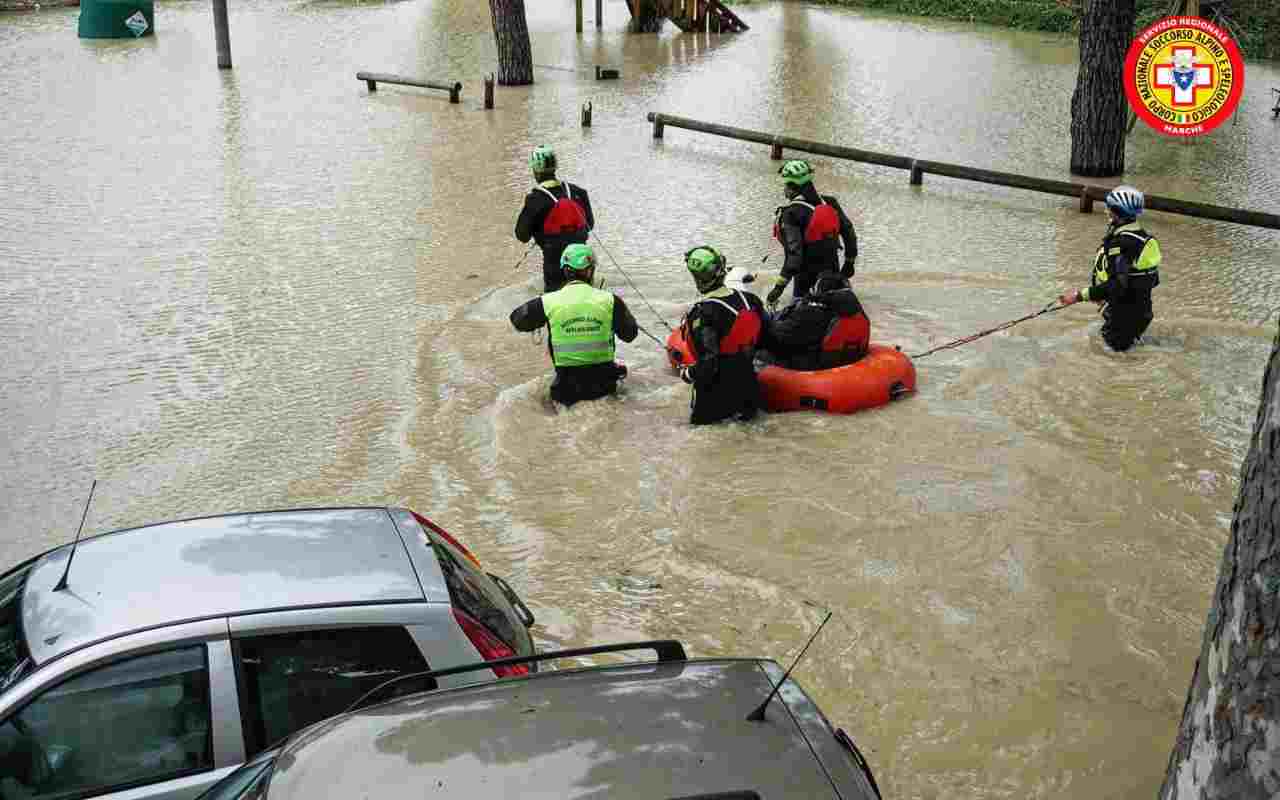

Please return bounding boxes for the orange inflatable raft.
[666,327,916,414]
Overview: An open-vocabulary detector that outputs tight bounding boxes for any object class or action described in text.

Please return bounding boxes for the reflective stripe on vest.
[701,290,762,355]
[543,282,615,367]
[1092,223,1161,286]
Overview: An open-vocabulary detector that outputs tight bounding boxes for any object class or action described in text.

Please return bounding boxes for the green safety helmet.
[778,159,814,185]
[560,243,596,277]
[685,245,727,291]
[529,145,557,175]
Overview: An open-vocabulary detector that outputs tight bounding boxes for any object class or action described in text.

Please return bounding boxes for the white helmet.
[1104,185,1144,219]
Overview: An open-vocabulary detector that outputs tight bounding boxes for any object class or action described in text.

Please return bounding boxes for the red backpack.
[537,182,588,236]
[821,313,870,356]
[772,198,841,243]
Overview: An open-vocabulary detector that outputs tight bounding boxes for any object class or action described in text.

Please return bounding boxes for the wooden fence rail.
[358,72,462,103]
[646,112,1280,230]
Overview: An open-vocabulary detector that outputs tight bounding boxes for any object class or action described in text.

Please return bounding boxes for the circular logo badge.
[1124,16,1245,136]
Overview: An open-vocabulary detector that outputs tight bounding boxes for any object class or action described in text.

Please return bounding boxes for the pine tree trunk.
[1069,0,1135,177]
[631,0,664,33]
[1161,321,1280,799]
[488,0,533,87]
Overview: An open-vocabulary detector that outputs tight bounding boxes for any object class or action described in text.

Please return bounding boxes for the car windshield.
[0,564,33,695]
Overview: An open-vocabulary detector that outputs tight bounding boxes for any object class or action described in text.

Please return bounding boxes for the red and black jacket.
[515,180,596,284]
[774,184,857,282]
[684,288,764,380]
[762,285,869,370]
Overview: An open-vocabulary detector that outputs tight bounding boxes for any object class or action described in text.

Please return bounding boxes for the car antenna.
[747,610,832,722]
[53,479,96,592]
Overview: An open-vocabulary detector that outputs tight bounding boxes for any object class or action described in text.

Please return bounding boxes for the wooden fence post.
[213,0,232,69]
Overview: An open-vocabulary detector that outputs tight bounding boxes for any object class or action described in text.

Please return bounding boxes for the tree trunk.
[1069,0,1135,177]
[631,0,664,33]
[488,0,533,86]
[1161,320,1280,800]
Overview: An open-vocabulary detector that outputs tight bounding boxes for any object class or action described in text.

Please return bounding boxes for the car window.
[431,541,520,649]
[235,627,427,756]
[0,646,212,799]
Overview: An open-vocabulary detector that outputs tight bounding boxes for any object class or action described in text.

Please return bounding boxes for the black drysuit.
[775,183,858,298]
[761,285,868,371]
[683,288,766,425]
[1085,222,1160,352]
[514,180,595,293]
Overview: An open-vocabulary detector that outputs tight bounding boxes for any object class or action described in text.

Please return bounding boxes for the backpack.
[772,198,841,243]
[537,182,588,236]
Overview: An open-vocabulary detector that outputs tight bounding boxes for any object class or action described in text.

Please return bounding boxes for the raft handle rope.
[910,301,1068,360]
[590,231,675,332]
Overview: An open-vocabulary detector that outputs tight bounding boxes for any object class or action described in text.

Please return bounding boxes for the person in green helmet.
[515,145,596,293]
[768,159,858,307]
[510,243,638,407]
[676,245,766,425]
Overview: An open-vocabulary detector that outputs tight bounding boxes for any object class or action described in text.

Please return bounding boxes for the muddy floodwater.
[2,0,1279,796]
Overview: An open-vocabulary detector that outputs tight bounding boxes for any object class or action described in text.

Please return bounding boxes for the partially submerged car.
[0,506,535,800]
[198,641,884,800]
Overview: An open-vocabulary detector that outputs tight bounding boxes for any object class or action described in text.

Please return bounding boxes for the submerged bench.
[357,72,461,103]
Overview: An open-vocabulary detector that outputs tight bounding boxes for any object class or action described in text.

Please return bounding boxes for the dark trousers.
[792,270,818,299]
[550,363,626,407]
[542,261,566,294]
[689,357,760,425]
[1101,291,1154,352]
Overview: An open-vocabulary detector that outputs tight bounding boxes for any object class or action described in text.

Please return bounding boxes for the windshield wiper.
[0,657,31,693]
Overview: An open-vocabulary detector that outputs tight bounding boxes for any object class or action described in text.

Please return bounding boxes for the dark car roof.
[22,507,427,665]
[262,658,842,799]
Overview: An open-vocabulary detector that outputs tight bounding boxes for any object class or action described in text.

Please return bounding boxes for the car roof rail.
[345,639,688,714]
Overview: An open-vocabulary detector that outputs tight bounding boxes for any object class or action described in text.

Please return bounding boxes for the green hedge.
[772,0,1279,60]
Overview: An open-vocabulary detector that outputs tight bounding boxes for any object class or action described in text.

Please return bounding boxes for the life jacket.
[696,290,763,355]
[542,281,615,368]
[1092,222,1161,289]
[773,198,841,243]
[820,313,870,356]
[537,182,588,236]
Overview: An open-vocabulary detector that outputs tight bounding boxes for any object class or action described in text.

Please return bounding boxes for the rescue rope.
[910,301,1068,360]
[635,323,668,350]
[590,231,675,332]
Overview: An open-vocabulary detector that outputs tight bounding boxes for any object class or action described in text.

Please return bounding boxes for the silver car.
[197,641,884,800]
[0,506,536,800]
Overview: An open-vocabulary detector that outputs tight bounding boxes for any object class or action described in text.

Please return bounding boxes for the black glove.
[841,258,856,279]
[679,365,694,385]
[766,281,787,306]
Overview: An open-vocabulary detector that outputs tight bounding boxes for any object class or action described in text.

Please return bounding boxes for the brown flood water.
[1,0,1279,796]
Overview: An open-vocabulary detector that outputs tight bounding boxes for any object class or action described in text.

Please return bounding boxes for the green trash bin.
[78,0,154,38]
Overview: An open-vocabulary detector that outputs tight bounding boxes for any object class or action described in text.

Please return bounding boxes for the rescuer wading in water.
[515,146,595,293]
[1058,185,1161,352]
[510,244,637,407]
[767,160,858,307]
[677,246,766,425]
